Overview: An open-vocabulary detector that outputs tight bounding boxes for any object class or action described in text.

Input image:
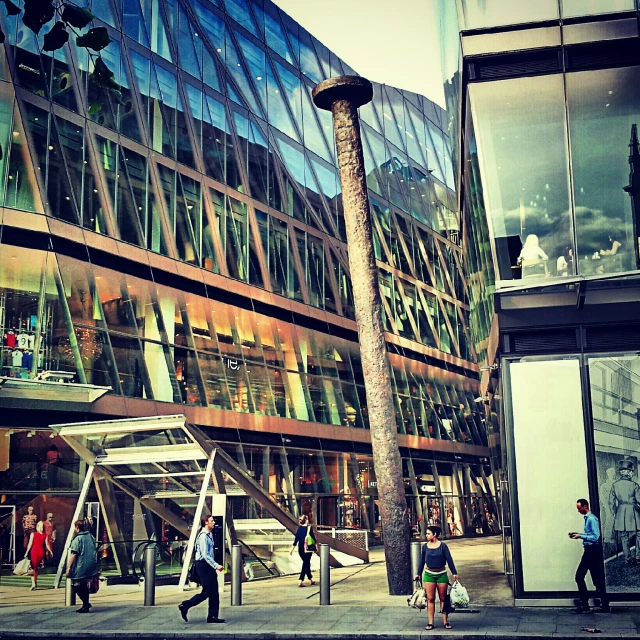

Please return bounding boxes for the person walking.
[570,498,610,614]
[179,515,225,624]
[289,514,315,587]
[65,519,98,613]
[25,520,52,590]
[415,525,459,631]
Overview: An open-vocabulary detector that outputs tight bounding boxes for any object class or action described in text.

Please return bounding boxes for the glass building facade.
[442,0,640,605]
[0,0,493,580]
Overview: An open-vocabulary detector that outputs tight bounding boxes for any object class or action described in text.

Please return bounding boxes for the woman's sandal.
[425,624,434,631]
[444,623,452,629]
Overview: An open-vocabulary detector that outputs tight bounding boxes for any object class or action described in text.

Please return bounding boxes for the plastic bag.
[304,525,316,553]
[407,579,427,610]
[89,573,101,594]
[450,579,469,608]
[13,558,31,576]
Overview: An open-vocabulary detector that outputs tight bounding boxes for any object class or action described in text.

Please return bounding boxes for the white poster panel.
[510,359,592,592]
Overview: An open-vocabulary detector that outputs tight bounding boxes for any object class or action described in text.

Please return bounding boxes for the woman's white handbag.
[13,558,31,576]
[407,579,427,610]
[450,579,469,608]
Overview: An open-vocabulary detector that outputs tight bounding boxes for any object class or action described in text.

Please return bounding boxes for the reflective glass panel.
[561,0,634,18]
[470,75,573,284]
[566,66,640,275]
[460,0,558,30]
[588,355,640,595]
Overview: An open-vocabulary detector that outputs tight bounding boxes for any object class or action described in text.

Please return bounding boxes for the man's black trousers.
[575,544,608,608]
[183,560,220,618]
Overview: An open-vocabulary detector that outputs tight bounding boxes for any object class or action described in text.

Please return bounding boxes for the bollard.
[143,543,156,606]
[411,541,422,579]
[65,572,76,607]
[231,544,242,606]
[320,544,330,605]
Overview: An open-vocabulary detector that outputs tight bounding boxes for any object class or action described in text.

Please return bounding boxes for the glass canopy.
[53,414,210,499]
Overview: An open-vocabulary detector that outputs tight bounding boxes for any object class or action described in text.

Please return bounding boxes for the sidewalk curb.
[0,632,627,640]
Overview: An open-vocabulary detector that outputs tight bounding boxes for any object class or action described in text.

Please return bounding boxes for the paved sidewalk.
[1,538,637,638]
[0,601,638,639]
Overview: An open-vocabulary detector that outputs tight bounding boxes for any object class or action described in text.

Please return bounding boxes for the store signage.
[225,358,240,371]
[368,481,377,488]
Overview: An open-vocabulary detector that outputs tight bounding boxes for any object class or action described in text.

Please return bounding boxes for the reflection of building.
[439,0,640,605]
[0,0,494,577]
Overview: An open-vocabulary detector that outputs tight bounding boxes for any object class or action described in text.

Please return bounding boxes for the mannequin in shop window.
[517,234,549,278]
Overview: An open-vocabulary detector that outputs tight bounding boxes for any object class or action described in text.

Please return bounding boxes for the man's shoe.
[572,606,591,614]
[76,606,91,613]
[207,617,225,623]
[178,603,189,622]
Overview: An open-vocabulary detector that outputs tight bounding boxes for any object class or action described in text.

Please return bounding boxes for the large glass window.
[567,66,640,275]
[470,75,574,283]
[561,0,635,18]
[460,0,558,30]
[588,355,640,595]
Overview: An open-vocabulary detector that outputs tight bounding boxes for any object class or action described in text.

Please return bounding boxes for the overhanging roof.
[0,377,111,408]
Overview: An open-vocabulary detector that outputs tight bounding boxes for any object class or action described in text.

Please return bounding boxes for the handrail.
[237,539,277,577]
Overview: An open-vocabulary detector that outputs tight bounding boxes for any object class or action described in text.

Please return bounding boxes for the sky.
[272,0,446,107]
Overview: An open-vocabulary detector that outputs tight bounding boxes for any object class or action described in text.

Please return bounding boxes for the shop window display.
[589,355,640,594]
[0,247,76,381]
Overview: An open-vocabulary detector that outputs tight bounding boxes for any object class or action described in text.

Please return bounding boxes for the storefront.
[498,303,640,604]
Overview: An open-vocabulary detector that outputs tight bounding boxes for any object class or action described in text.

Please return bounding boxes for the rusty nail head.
[312,75,374,111]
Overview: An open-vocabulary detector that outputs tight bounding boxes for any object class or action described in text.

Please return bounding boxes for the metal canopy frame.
[52,414,369,590]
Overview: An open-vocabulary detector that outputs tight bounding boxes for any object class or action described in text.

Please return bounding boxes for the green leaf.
[22,0,55,34]
[89,56,119,91]
[42,21,69,51]
[61,4,94,29]
[88,101,102,115]
[76,26,110,51]
[2,0,21,16]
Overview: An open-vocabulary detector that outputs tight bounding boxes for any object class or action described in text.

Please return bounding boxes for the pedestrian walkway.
[1,537,638,638]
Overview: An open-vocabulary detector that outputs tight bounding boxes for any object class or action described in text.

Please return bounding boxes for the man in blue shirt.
[569,498,609,614]
[179,515,225,623]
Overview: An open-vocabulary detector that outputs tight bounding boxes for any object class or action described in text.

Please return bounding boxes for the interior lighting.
[605,103,610,108]
[5,429,14,437]
[27,430,35,438]
[49,433,56,438]
[256,76,262,81]
[48,145,54,150]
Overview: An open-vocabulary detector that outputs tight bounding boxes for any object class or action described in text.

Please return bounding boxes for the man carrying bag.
[178,515,225,624]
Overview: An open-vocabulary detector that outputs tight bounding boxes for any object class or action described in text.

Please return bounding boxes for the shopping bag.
[304,525,316,553]
[89,573,101,594]
[407,578,427,610]
[450,579,469,608]
[13,558,31,576]
[442,589,455,614]
[188,562,200,585]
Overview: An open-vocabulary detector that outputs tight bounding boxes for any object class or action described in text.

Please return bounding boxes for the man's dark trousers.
[575,544,608,609]
[183,560,220,618]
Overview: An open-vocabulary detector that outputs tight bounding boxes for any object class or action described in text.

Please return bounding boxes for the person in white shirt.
[518,234,549,278]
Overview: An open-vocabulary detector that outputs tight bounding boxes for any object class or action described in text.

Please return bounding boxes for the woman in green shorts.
[414,525,458,630]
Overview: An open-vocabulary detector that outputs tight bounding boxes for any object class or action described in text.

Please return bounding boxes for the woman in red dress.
[25,521,53,590]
